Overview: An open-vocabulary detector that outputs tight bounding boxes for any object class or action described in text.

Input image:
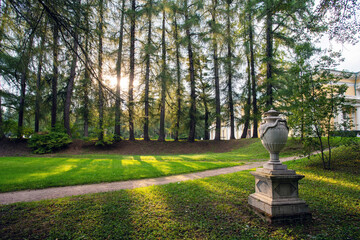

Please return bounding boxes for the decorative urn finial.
[259,109,289,169]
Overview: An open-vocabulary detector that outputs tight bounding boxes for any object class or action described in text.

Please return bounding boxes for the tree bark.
[115,0,125,141]
[249,1,258,138]
[51,22,59,129]
[265,0,273,108]
[83,1,90,137]
[241,56,251,138]
[173,12,181,142]
[98,0,104,141]
[18,33,34,138]
[158,7,166,142]
[226,0,235,139]
[143,0,152,141]
[128,0,136,141]
[184,0,196,142]
[64,0,80,137]
[199,65,209,140]
[35,19,46,133]
[212,1,221,141]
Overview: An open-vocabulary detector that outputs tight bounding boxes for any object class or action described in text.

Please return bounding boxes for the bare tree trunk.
[226,0,235,139]
[249,2,258,138]
[265,0,273,108]
[241,56,251,138]
[184,0,196,142]
[199,66,209,140]
[115,0,125,141]
[0,0,7,138]
[158,7,166,142]
[83,1,90,137]
[174,12,181,142]
[98,0,104,141]
[143,0,152,141]
[128,0,136,141]
[64,0,80,137]
[212,1,221,141]
[35,20,46,133]
[51,22,59,129]
[18,33,34,138]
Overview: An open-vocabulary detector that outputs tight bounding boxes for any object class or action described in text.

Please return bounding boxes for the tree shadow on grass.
[1,169,360,239]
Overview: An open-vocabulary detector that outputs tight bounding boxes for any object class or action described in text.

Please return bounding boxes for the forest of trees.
[0,0,358,142]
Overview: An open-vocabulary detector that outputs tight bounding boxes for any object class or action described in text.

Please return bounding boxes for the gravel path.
[0,155,305,205]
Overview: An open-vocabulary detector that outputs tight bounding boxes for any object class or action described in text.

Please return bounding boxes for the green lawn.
[1,146,359,239]
[0,139,305,193]
[0,157,241,193]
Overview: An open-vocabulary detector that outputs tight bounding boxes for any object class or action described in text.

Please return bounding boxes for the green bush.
[28,132,72,154]
[95,134,114,147]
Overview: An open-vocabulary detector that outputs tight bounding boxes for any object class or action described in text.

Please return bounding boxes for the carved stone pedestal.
[248,166,312,224]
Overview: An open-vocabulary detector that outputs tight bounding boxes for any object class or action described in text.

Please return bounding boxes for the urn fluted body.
[259,109,289,169]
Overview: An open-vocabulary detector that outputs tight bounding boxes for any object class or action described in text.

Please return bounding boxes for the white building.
[333,71,360,132]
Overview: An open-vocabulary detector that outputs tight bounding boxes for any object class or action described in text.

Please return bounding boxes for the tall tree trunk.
[143,0,152,141]
[241,56,251,138]
[35,22,46,133]
[98,0,104,141]
[51,22,59,129]
[226,0,235,139]
[249,1,258,138]
[83,1,90,137]
[18,34,34,138]
[184,0,196,142]
[128,0,136,141]
[212,1,221,141]
[174,12,181,142]
[158,7,166,142]
[115,0,125,141]
[199,66,209,140]
[265,0,273,108]
[64,0,80,136]
[0,0,8,138]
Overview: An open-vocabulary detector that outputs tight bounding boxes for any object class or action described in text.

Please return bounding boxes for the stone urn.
[259,109,289,171]
[248,109,311,223]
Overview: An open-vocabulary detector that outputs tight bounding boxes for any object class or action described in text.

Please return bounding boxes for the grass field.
[0,145,359,239]
[0,139,304,193]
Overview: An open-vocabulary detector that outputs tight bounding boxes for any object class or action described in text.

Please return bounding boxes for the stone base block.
[248,193,312,224]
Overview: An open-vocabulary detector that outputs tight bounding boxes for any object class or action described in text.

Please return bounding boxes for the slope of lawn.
[0,145,359,239]
[0,139,305,193]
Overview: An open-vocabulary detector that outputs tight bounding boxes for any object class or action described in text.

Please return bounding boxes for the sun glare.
[105,73,129,91]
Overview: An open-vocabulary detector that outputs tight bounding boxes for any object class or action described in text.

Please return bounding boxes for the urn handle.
[260,119,289,139]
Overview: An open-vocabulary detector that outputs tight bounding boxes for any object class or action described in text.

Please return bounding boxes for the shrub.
[95,134,114,147]
[28,132,72,154]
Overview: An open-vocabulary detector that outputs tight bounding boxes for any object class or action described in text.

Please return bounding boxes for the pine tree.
[225,0,235,139]
[115,0,125,141]
[35,18,46,133]
[64,0,81,136]
[97,0,105,141]
[51,21,59,129]
[128,0,136,141]
[184,0,197,142]
[210,0,221,141]
[158,2,167,142]
[143,0,154,141]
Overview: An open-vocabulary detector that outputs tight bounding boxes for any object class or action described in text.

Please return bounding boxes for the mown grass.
[1,145,359,239]
[0,139,303,193]
[0,157,241,193]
